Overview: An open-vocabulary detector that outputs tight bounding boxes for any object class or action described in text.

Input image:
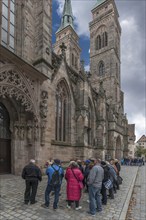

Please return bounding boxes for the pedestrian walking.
[41,159,64,210]
[22,159,42,205]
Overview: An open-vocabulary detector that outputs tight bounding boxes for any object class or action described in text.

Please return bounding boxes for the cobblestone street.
[0,166,142,220]
[126,164,146,220]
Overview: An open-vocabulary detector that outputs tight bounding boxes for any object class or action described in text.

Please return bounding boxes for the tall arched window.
[55,81,69,142]
[96,35,101,50]
[99,61,105,76]
[102,32,108,48]
[102,33,105,48]
[105,32,108,46]
[1,0,15,52]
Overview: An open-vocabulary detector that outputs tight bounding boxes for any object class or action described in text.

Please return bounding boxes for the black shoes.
[41,204,49,209]
[30,201,37,204]
[24,201,28,205]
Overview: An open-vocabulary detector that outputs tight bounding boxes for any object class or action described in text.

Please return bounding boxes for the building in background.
[0,0,129,174]
[136,135,146,149]
[128,124,136,158]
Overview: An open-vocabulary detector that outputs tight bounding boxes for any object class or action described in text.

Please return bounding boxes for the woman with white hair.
[65,161,84,210]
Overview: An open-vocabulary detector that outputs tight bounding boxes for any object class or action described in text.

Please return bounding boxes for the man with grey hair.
[87,158,104,216]
[22,159,42,204]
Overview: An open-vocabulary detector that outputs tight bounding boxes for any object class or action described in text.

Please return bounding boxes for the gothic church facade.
[0,0,128,174]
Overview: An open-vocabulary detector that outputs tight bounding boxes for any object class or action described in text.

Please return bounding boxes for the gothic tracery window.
[1,0,15,52]
[99,61,105,76]
[102,32,108,48]
[55,81,69,142]
[96,35,101,50]
[105,32,108,46]
[96,31,108,50]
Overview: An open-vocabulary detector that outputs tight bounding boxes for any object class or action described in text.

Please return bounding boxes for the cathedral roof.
[51,51,85,83]
[56,0,74,33]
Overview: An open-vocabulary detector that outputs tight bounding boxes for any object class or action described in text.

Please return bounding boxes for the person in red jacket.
[65,161,84,210]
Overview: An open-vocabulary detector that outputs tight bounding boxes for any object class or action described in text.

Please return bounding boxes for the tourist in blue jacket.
[41,159,64,210]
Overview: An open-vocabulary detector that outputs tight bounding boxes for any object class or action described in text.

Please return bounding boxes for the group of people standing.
[121,157,145,166]
[22,157,122,217]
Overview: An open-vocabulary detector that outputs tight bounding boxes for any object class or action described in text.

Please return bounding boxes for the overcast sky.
[53,0,146,141]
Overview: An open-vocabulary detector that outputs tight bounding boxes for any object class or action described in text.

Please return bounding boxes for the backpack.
[50,166,61,186]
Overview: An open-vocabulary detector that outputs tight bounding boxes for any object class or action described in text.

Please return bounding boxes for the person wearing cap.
[41,159,64,210]
[100,161,110,205]
[87,158,104,216]
[84,159,91,193]
[22,159,42,205]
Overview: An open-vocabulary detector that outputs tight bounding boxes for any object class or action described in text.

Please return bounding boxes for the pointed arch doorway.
[0,103,11,174]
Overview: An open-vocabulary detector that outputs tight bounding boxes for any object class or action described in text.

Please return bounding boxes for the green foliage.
[135,146,146,157]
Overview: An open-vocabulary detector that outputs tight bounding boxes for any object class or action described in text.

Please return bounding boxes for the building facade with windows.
[127,124,136,158]
[0,0,129,174]
[136,135,146,149]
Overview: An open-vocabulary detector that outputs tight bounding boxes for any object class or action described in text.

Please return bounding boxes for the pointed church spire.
[57,0,74,33]
[93,0,106,9]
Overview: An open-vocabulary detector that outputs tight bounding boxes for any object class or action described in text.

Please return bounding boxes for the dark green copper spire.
[93,0,106,9]
[57,0,74,33]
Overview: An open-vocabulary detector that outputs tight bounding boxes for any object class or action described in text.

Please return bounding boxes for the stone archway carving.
[0,64,39,120]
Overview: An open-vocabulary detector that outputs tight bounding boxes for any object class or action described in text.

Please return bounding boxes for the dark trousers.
[116,180,120,190]
[45,184,61,209]
[109,187,114,199]
[24,179,38,203]
[101,184,107,205]
[68,200,79,208]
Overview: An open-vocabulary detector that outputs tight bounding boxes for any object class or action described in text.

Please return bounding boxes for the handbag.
[71,169,84,190]
[117,175,123,185]
[78,181,84,189]
[103,179,113,189]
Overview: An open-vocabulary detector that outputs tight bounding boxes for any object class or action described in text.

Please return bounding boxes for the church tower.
[54,0,81,71]
[89,0,121,106]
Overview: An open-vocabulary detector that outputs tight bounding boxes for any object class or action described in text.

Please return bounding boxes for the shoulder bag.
[71,169,84,190]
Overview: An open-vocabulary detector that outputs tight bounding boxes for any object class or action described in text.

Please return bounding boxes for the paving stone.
[1,166,144,220]
[126,164,146,220]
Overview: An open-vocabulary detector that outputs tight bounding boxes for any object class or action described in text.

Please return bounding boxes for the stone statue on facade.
[40,91,48,119]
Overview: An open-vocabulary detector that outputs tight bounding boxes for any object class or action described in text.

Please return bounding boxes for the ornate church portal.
[0,103,11,174]
[0,47,49,174]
